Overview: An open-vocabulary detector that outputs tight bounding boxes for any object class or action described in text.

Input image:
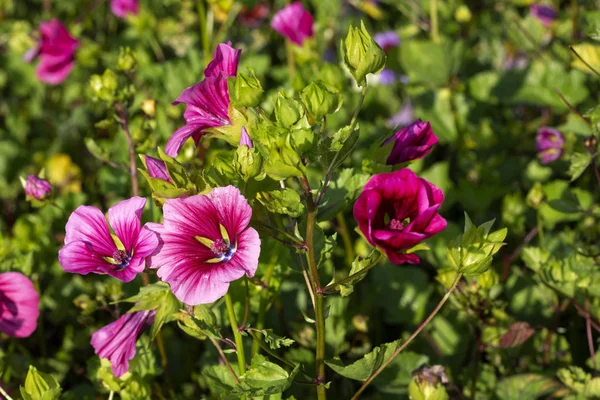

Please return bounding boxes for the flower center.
[388,219,404,230]
[102,249,132,271]
[195,225,237,264]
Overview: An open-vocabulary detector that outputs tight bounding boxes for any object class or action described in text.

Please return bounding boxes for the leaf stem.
[225,293,246,374]
[570,45,600,78]
[247,330,297,369]
[252,253,277,356]
[336,212,355,267]
[114,103,139,197]
[322,252,383,293]
[286,39,296,81]
[430,0,439,43]
[209,336,241,384]
[351,274,463,399]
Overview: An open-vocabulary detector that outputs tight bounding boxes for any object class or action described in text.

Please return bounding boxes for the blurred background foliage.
[3,0,600,399]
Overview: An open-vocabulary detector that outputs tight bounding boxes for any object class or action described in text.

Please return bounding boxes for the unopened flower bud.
[300,81,342,121]
[22,174,52,200]
[230,68,263,108]
[408,365,449,400]
[343,21,386,87]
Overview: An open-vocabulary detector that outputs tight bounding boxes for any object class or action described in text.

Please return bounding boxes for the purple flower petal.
[271,2,314,46]
[0,272,39,338]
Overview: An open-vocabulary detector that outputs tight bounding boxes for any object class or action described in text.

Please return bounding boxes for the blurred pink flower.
[58,197,159,282]
[271,2,314,46]
[0,272,40,338]
[91,310,155,377]
[144,156,172,183]
[111,0,139,18]
[148,186,260,305]
[384,119,438,165]
[353,169,447,264]
[387,100,414,128]
[25,174,52,200]
[536,127,564,164]
[373,31,400,52]
[530,4,558,26]
[25,19,79,85]
[240,126,253,148]
[166,43,241,156]
[240,3,270,28]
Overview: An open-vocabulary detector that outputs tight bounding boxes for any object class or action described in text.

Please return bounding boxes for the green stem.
[351,274,463,399]
[248,330,297,369]
[537,211,546,250]
[108,391,114,400]
[225,293,246,374]
[252,254,277,356]
[303,178,327,400]
[0,384,14,400]
[285,39,296,81]
[197,0,211,66]
[430,0,439,43]
[209,336,240,384]
[336,212,355,267]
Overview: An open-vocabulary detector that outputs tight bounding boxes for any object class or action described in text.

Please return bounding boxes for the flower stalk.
[225,293,246,375]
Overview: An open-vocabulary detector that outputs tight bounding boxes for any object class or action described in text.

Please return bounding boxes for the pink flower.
[25,20,79,85]
[536,127,564,164]
[148,186,261,305]
[384,119,438,165]
[144,156,172,183]
[24,175,52,200]
[0,272,39,338]
[58,197,159,282]
[111,0,139,18]
[91,310,155,377]
[240,126,253,148]
[166,43,241,157]
[530,4,558,27]
[353,169,447,264]
[240,3,270,28]
[271,2,314,46]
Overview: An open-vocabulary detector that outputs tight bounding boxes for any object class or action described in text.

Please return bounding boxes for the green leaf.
[400,39,463,88]
[325,340,402,381]
[568,152,592,182]
[123,282,180,339]
[255,329,295,350]
[337,252,379,297]
[20,366,62,400]
[495,374,560,400]
[263,188,305,218]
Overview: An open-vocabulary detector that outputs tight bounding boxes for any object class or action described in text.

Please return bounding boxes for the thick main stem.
[430,0,439,43]
[304,179,327,400]
[351,274,463,399]
[115,103,139,197]
[225,293,246,374]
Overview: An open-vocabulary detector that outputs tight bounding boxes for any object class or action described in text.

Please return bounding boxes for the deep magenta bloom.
[0,272,39,338]
[166,43,241,157]
[144,156,172,183]
[530,4,557,26]
[91,310,155,377]
[384,119,438,165]
[25,175,52,200]
[148,186,260,305]
[374,31,400,52]
[354,169,447,264]
[240,126,253,148]
[271,2,314,46]
[536,127,564,164]
[58,197,159,282]
[111,0,139,18]
[25,20,79,85]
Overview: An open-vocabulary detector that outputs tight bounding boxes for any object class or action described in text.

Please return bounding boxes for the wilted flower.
[240,126,253,148]
[143,156,172,183]
[387,100,414,128]
[0,272,40,338]
[354,169,447,264]
[25,19,79,85]
[373,31,400,52]
[530,4,558,26]
[91,310,155,377]
[148,186,261,305]
[58,197,159,282]
[111,0,139,18]
[384,119,438,165]
[166,43,241,156]
[536,127,564,164]
[24,174,52,200]
[271,2,314,46]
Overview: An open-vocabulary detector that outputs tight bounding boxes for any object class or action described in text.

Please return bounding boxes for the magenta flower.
[166,43,241,157]
[111,0,139,18]
[0,272,39,338]
[148,186,261,305]
[144,156,172,183]
[374,31,400,52]
[384,119,438,165]
[530,4,558,26]
[91,310,155,377]
[24,175,52,200]
[240,126,253,148]
[271,2,314,46]
[58,197,159,282]
[536,127,564,164]
[25,19,79,85]
[354,169,447,264]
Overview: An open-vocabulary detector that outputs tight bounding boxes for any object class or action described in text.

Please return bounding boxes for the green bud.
[89,69,118,102]
[300,81,342,121]
[20,366,62,400]
[408,365,449,400]
[117,47,137,72]
[234,145,264,181]
[229,68,263,108]
[447,213,507,277]
[275,93,305,128]
[343,21,386,87]
[526,182,545,209]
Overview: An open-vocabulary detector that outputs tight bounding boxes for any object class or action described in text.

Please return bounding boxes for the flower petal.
[204,42,241,78]
[107,197,146,252]
[207,186,252,241]
[64,205,116,255]
[0,272,39,338]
